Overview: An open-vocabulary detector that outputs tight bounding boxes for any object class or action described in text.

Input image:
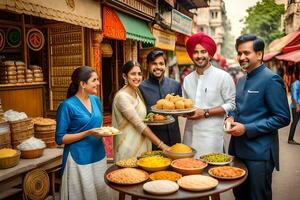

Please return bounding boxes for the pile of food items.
[107,143,246,195]
[17,137,46,151]
[200,153,232,164]
[144,113,167,122]
[169,143,193,153]
[154,94,193,110]
[0,148,17,158]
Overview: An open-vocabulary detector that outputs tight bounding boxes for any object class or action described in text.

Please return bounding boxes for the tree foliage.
[241,0,285,45]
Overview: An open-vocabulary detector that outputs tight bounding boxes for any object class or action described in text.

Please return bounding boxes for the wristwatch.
[204,109,210,118]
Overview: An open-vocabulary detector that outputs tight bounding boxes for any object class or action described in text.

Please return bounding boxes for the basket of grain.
[17,137,46,159]
[0,148,20,169]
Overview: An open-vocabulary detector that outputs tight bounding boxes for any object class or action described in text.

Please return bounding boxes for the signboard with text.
[171,9,192,36]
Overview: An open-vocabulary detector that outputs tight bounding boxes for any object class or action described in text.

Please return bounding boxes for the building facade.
[284,0,300,34]
[193,0,226,54]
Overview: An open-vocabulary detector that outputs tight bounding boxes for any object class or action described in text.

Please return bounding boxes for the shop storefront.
[0,0,102,117]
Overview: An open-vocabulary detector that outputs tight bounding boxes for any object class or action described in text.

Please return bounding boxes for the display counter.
[0,148,62,200]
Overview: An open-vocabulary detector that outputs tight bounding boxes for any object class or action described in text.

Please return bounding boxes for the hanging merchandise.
[6,27,21,48]
[101,43,113,58]
[27,28,45,51]
[0,30,5,51]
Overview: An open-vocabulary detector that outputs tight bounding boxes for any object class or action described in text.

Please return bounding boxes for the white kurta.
[182,65,236,157]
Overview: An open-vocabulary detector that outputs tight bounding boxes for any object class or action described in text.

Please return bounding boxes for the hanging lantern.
[101,43,113,58]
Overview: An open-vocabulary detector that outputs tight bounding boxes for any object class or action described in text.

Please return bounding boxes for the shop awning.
[263,51,280,62]
[117,12,155,44]
[266,31,300,53]
[103,6,126,40]
[0,0,101,30]
[275,50,300,63]
[175,46,193,65]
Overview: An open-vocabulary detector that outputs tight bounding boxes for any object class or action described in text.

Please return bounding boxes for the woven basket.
[11,128,34,148]
[35,131,55,139]
[34,124,56,132]
[23,168,50,200]
[10,118,34,133]
[45,141,57,148]
[20,148,45,159]
[0,150,20,169]
[0,122,11,148]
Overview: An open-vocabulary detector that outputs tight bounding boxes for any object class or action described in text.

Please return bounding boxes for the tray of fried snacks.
[151,94,197,115]
[143,113,175,126]
[93,126,121,137]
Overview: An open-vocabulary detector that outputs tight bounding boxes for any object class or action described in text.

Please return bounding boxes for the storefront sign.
[171,9,192,36]
[0,30,5,51]
[152,27,176,51]
[6,27,21,48]
[27,28,45,51]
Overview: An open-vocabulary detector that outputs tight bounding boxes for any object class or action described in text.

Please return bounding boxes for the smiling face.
[192,44,211,69]
[81,72,99,95]
[124,65,143,88]
[148,55,166,80]
[236,41,263,72]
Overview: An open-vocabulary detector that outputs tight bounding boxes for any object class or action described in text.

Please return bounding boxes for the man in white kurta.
[183,32,236,157]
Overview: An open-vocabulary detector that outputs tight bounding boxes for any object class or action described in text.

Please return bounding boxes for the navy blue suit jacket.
[139,75,182,147]
[229,64,290,170]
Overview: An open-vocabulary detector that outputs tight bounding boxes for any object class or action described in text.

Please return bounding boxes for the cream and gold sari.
[112,90,151,161]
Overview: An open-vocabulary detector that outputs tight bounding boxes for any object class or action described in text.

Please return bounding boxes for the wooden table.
[105,159,247,200]
[0,148,63,200]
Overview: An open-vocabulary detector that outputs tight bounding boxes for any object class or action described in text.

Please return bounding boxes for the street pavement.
[179,117,300,200]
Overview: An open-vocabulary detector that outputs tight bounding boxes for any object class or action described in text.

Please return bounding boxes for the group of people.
[55,32,292,200]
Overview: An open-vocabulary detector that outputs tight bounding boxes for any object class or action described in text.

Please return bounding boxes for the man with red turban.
[182,32,236,157]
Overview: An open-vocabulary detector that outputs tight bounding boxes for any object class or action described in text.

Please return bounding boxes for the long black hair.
[67,66,95,98]
[122,61,142,76]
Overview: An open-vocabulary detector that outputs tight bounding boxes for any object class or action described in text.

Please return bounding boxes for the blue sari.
[55,95,106,174]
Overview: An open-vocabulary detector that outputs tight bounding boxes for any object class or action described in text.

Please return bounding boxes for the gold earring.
[124,79,128,85]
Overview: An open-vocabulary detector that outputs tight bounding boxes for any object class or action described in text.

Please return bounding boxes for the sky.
[225,0,260,39]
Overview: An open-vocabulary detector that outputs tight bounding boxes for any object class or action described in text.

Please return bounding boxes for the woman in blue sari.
[55,66,110,200]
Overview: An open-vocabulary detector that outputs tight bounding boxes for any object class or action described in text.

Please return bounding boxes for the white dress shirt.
[182,65,236,157]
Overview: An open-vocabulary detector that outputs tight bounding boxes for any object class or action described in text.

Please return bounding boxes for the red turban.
[186,32,217,59]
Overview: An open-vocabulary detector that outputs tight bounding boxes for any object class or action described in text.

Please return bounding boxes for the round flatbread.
[177,175,218,191]
[143,180,179,195]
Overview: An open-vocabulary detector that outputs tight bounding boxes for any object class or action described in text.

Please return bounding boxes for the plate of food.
[116,158,138,168]
[149,170,182,182]
[144,113,175,125]
[106,168,149,185]
[93,126,121,137]
[177,175,218,192]
[199,153,233,165]
[150,94,197,115]
[208,166,246,180]
[143,180,179,195]
[151,105,197,115]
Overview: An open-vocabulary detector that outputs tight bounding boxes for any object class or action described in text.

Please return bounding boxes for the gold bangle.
[157,141,163,148]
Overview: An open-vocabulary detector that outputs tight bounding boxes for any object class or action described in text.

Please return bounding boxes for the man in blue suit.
[225,34,290,200]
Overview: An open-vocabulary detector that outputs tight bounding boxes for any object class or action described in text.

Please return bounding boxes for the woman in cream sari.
[112,61,169,161]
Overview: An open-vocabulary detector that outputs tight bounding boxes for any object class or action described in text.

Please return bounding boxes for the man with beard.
[225,34,290,200]
[182,32,236,157]
[139,50,182,149]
